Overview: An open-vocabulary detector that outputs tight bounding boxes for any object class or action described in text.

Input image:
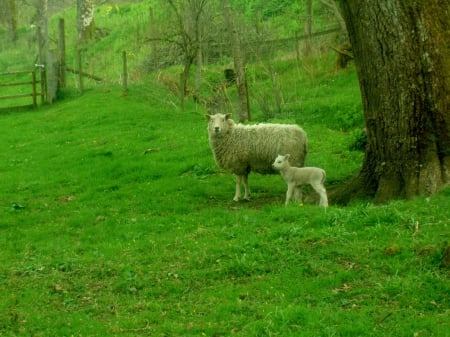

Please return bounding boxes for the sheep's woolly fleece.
[206,113,308,176]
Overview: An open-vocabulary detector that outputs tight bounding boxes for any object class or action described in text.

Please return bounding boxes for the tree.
[165,0,208,110]
[304,0,312,56]
[33,0,59,103]
[34,0,48,66]
[0,0,18,42]
[77,0,95,44]
[336,0,449,204]
[222,0,250,122]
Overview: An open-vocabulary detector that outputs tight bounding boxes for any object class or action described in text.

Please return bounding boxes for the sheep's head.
[205,113,233,136]
[272,154,290,170]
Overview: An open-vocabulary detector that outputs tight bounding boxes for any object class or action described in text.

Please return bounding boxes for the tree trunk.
[77,0,95,44]
[222,0,250,122]
[194,34,203,101]
[7,0,18,42]
[336,0,450,204]
[304,0,312,56]
[180,55,193,111]
[35,0,48,66]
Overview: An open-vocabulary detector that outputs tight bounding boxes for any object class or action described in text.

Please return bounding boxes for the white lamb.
[205,113,308,201]
[272,154,328,207]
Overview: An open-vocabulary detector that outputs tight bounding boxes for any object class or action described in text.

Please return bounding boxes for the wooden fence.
[0,69,46,112]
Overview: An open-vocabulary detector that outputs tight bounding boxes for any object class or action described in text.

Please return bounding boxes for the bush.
[348,128,367,151]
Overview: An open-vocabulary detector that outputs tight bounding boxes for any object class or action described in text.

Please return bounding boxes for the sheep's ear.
[205,114,211,121]
[225,113,232,120]
[285,154,290,160]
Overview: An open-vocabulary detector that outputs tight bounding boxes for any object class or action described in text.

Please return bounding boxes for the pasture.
[0,77,449,336]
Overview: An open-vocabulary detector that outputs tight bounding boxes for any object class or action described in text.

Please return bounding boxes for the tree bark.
[35,0,48,66]
[336,0,450,204]
[77,0,95,44]
[7,0,18,42]
[304,0,312,56]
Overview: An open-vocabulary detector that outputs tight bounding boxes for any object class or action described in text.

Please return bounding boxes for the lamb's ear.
[285,154,290,160]
[225,113,232,120]
[205,114,211,121]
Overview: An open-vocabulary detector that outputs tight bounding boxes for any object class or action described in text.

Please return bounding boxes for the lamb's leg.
[242,174,250,200]
[293,186,303,202]
[311,183,328,207]
[320,192,329,207]
[233,175,242,201]
[285,184,295,206]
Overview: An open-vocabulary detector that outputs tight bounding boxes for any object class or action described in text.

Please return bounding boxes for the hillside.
[1,82,449,336]
[1,0,345,114]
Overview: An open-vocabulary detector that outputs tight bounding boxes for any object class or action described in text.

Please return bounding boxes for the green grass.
[1,82,449,336]
[0,2,449,335]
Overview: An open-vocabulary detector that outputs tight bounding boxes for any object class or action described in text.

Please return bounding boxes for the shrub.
[348,128,368,151]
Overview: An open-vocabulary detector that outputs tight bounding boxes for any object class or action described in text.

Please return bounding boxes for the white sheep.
[272,154,328,207]
[205,113,308,201]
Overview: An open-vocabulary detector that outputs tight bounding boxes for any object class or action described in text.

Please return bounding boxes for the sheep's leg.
[285,184,295,206]
[233,175,242,201]
[311,183,328,207]
[242,174,251,200]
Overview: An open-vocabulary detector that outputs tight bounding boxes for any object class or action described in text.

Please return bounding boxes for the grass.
[1,2,449,336]
[1,81,449,336]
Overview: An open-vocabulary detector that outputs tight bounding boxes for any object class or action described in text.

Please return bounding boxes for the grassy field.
[1,76,449,336]
[1,2,449,336]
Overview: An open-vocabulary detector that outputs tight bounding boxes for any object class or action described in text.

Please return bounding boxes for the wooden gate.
[0,70,46,112]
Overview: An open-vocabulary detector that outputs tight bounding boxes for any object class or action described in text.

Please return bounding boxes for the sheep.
[272,154,328,207]
[205,113,308,201]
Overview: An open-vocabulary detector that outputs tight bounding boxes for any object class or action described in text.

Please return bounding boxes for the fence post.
[179,73,185,111]
[77,49,84,94]
[295,31,300,65]
[41,68,46,104]
[122,51,128,93]
[59,18,66,88]
[31,71,37,108]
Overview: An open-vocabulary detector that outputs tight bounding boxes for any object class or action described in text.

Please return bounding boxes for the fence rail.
[0,70,45,112]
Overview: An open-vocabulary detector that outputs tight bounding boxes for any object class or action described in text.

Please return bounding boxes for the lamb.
[272,154,328,207]
[205,113,308,201]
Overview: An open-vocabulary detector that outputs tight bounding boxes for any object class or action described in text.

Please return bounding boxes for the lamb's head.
[205,113,234,137]
[272,154,291,171]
